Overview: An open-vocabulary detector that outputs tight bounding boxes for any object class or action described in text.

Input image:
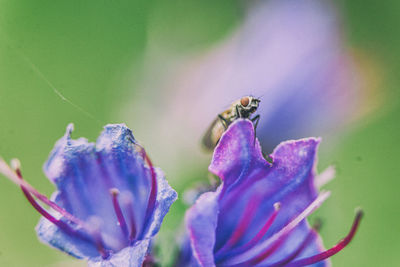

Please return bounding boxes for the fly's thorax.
[201,96,260,150]
[222,108,236,118]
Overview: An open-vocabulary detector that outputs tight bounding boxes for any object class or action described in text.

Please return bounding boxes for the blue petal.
[88,239,150,267]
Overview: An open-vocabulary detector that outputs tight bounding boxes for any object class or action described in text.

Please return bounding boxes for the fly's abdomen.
[201,117,226,150]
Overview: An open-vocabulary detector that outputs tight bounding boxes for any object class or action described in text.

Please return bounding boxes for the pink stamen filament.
[138,147,157,239]
[216,203,280,263]
[268,220,322,267]
[221,192,330,266]
[216,195,263,254]
[225,227,294,267]
[286,210,363,267]
[247,227,293,265]
[110,188,129,239]
[15,168,80,237]
[11,161,109,258]
[239,202,281,253]
[128,205,138,242]
[0,158,82,225]
[92,230,110,259]
[117,185,137,241]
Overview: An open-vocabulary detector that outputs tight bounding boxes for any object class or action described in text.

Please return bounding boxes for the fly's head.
[237,96,260,118]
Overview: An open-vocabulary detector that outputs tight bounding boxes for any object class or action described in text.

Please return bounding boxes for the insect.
[202,96,261,150]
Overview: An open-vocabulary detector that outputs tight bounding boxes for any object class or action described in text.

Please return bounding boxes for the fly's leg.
[250,114,272,163]
[251,114,260,146]
[251,114,260,129]
[235,105,242,118]
[218,114,228,130]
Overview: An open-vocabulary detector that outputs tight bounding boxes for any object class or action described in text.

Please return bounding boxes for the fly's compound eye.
[240,96,250,107]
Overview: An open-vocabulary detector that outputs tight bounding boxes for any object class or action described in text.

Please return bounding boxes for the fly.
[202,96,261,150]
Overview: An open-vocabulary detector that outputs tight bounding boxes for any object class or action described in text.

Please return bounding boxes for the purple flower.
[182,119,362,266]
[0,124,177,267]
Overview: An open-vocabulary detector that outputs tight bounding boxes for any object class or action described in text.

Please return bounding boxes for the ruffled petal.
[209,119,267,188]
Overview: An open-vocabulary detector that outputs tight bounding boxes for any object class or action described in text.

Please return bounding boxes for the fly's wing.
[201,117,225,151]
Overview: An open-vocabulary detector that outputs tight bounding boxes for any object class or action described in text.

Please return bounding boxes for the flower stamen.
[110,188,129,239]
[118,191,138,242]
[286,209,363,267]
[11,159,79,235]
[268,219,322,267]
[223,191,330,266]
[216,201,280,260]
[240,202,281,253]
[137,147,158,239]
[128,207,138,242]
[0,158,82,225]
[216,195,263,254]
[3,158,113,258]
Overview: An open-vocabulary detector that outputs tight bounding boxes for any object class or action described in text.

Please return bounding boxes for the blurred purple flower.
[0,124,177,267]
[180,119,362,266]
[128,0,377,163]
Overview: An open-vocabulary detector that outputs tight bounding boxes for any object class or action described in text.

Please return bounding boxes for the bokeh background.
[0,0,398,266]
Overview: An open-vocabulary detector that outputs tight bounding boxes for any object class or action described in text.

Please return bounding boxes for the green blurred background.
[0,0,398,266]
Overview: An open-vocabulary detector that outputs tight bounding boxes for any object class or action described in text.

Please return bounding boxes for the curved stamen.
[268,219,322,267]
[0,158,83,225]
[12,159,77,235]
[137,147,157,239]
[110,188,129,239]
[8,159,111,258]
[286,209,363,267]
[238,202,281,253]
[223,191,330,266]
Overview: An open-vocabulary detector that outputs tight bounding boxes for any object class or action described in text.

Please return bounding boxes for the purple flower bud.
[0,124,177,267]
[182,119,362,266]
